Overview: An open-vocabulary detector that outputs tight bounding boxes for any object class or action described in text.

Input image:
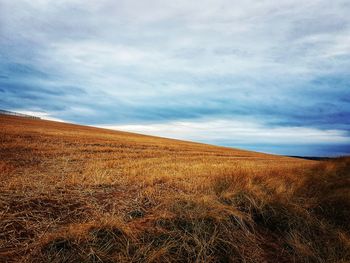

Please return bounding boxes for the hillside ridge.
[1,114,349,263]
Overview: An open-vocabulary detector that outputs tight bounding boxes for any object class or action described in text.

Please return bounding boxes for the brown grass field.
[0,114,349,263]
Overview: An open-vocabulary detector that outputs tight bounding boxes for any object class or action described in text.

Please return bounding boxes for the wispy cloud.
[1,0,350,156]
[99,119,350,156]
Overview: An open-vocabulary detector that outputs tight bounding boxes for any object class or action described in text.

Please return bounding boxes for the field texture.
[0,114,349,263]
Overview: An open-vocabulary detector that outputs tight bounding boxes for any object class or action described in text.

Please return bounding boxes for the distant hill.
[0,109,40,119]
[287,156,332,160]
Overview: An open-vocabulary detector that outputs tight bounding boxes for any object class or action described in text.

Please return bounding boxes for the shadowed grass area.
[0,115,349,262]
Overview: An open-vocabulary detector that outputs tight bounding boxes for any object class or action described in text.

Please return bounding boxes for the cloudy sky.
[1,0,350,156]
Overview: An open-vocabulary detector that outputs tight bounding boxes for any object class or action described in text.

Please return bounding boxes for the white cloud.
[13,110,66,122]
[99,119,350,145]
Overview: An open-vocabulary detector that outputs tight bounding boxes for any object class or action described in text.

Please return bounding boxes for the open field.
[0,114,349,263]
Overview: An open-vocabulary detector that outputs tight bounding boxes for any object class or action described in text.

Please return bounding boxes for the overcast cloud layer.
[1,0,350,156]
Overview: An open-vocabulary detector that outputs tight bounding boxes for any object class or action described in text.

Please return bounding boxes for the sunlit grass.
[0,115,349,262]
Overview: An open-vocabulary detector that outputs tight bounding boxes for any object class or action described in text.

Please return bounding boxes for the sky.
[1,0,350,156]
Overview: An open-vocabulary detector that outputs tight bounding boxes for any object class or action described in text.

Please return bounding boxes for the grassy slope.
[0,114,349,263]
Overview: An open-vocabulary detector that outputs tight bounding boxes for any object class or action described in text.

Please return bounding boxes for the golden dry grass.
[0,114,349,263]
